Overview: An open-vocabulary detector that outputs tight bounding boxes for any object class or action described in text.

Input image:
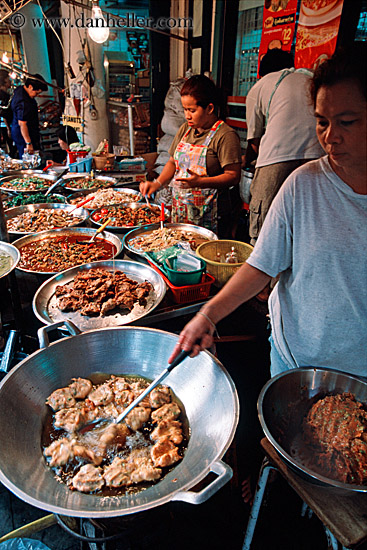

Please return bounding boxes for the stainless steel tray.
[61,173,117,192]
[90,202,170,234]
[124,223,218,258]
[0,172,58,194]
[12,227,123,275]
[0,241,20,278]
[66,187,142,209]
[33,260,166,330]
[5,203,89,237]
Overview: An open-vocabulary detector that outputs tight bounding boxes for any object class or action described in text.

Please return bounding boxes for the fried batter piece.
[72,464,105,492]
[151,436,182,468]
[303,392,367,484]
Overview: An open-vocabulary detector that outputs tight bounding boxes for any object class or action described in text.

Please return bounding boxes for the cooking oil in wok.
[42,373,189,496]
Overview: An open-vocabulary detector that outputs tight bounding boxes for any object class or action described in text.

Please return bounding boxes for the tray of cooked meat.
[5,203,89,237]
[33,260,166,330]
[61,173,117,192]
[12,227,122,275]
[90,203,170,233]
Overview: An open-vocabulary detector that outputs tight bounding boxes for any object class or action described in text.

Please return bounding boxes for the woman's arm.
[140,157,176,196]
[168,262,271,361]
[175,162,241,190]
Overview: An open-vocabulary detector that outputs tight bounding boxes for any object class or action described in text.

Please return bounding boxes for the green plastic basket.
[163,254,206,286]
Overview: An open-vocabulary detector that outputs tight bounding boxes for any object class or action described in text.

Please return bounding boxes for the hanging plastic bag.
[0,539,52,550]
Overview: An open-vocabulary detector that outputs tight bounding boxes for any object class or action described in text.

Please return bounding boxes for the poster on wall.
[295,0,344,69]
[258,0,298,72]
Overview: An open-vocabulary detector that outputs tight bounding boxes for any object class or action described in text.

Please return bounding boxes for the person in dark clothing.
[0,70,16,157]
[47,125,79,167]
[10,73,48,158]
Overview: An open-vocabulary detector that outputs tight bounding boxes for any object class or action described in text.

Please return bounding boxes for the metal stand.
[243,458,352,550]
[242,458,276,550]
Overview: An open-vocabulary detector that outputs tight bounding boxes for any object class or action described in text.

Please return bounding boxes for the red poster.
[295,0,344,69]
[258,0,298,71]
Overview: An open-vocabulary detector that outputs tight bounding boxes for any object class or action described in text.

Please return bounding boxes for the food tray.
[61,173,117,192]
[5,203,89,238]
[123,223,218,259]
[196,240,253,287]
[66,188,142,209]
[147,260,214,304]
[12,227,123,275]
[33,260,166,330]
[0,241,20,278]
[90,202,169,234]
[0,172,58,193]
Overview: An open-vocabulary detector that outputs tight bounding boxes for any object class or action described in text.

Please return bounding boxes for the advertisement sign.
[295,0,344,69]
[258,0,298,72]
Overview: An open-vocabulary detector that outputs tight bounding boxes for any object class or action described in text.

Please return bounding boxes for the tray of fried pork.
[33,260,166,331]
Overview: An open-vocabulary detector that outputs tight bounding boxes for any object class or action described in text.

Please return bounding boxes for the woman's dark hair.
[259,48,294,77]
[24,73,48,91]
[56,125,79,146]
[310,43,366,107]
[180,74,219,108]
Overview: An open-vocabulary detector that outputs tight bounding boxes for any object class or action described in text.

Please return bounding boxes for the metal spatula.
[79,347,191,434]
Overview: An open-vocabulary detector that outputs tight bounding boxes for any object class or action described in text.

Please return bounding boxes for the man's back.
[246,70,323,167]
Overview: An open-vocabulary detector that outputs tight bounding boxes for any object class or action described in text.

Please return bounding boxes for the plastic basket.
[147,260,215,304]
[163,254,206,286]
[69,157,93,173]
[196,239,253,287]
[67,150,88,164]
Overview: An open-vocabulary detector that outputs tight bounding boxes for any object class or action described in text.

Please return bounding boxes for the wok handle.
[171,460,233,505]
[38,320,81,349]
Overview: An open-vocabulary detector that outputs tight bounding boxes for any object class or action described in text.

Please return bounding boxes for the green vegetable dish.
[0,177,52,192]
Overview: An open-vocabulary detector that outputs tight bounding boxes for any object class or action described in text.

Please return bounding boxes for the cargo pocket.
[249,197,262,240]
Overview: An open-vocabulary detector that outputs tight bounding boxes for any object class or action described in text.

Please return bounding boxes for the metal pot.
[0,322,239,517]
[258,367,367,496]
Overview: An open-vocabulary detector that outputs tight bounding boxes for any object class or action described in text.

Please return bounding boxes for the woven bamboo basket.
[196,239,253,287]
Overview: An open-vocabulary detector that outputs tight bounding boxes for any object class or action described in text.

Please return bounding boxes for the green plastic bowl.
[164,254,206,286]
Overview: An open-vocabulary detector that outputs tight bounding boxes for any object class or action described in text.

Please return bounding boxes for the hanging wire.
[36,0,66,57]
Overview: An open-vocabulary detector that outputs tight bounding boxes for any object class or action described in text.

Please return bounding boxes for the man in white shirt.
[244,49,324,245]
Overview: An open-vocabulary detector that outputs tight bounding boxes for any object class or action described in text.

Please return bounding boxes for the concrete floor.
[1,272,365,550]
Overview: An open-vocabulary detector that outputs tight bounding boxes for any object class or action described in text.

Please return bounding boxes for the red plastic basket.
[67,150,88,164]
[147,261,215,304]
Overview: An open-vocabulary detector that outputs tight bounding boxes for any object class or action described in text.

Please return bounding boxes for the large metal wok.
[258,367,367,496]
[0,323,239,518]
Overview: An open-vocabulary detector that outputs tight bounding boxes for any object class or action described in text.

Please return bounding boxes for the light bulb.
[2,52,8,63]
[10,71,16,79]
[88,5,110,44]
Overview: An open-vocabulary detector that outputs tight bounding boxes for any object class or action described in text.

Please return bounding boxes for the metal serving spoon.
[79,347,191,435]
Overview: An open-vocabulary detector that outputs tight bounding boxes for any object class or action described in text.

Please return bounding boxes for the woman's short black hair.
[259,48,294,77]
[24,73,48,92]
[310,43,366,107]
[56,125,79,146]
[180,74,219,108]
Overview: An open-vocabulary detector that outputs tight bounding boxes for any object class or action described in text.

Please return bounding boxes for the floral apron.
[171,120,224,233]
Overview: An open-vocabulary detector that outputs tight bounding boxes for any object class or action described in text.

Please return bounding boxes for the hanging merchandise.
[70,82,82,116]
[295,0,345,69]
[258,0,298,75]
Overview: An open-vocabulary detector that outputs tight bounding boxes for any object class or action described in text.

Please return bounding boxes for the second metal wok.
[0,323,239,517]
[258,367,367,496]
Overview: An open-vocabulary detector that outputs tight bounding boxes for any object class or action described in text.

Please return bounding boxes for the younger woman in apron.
[140,75,242,236]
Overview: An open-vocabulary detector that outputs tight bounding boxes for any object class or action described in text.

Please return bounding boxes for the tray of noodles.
[123,223,218,259]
